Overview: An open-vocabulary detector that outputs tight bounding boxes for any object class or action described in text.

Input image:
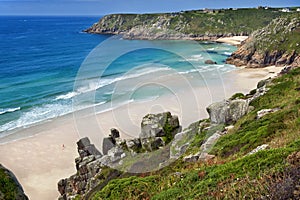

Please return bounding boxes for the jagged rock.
[150,137,165,150]
[102,137,115,155]
[77,137,102,158]
[280,66,293,75]
[58,178,67,196]
[77,137,91,150]
[171,120,210,159]
[126,138,142,154]
[248,144,270,155]
[183,154,200,162]
[140,112,180,138]
[141,137,165,151]
[226,17,300,68]
[257,79,267,88]
[200,130,225,153]
[107,146,126,163]
[58,111,181,199]
[206,99,250,124]
[205,59,217,64]
[257,108,280,119]
[110,128,120,139]
[0,164,29,200]
[170,131,191,159]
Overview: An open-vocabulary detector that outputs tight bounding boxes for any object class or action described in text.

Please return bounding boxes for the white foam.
[0,103,73,132]
[0,107,21,115]
[55,91,79,100]
[54,67,170,100]
[223,52,232,56]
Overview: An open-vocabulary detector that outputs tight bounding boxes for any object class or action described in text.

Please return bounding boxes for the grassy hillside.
[226,13,300,67]
[90,68,300,200]
[86,8,292,38]
[253,13,300,53]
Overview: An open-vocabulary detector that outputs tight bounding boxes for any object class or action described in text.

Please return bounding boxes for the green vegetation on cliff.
[91,68,300,200]
[0,164,28,200]
[226,13,300,67]
[86,8,292,39]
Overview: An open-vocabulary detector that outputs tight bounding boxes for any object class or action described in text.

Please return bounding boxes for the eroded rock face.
[206,99,250,124]
[59,112,181,199]
[226,17,300,68]
[77,137,102,159]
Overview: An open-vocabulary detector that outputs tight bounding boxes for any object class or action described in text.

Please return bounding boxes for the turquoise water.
[0,16,236,135]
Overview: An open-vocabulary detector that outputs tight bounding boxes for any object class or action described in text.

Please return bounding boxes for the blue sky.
[0,0,299,16]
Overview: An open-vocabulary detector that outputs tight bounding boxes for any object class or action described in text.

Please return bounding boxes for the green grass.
[211,67,300,158]
[92,8,292,37]
[252,13,300,54]
[0,167,21,200]
[90,68,300,200]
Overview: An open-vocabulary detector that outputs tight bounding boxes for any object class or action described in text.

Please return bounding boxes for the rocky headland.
[86,8,299,68]
[85,8,285,41]
[226,14,300,68]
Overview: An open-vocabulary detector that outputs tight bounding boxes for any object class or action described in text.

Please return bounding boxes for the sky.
[0,0,299,16]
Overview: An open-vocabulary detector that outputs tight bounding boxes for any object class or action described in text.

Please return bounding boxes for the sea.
[0,16,237,136]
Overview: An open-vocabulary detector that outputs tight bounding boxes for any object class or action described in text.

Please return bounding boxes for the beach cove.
[0,61,283,199]
[0,16,287,200]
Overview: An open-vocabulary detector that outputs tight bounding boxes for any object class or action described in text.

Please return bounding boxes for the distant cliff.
[85,8,285,40]
[226,14,300,67]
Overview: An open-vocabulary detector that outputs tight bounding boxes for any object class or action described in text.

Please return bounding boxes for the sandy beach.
[0,63,284,200]
[215,36,248,46]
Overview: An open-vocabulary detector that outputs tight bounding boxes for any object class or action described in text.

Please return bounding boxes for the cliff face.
[226,15,300,67]
[0,164,28,200]
[85,8,284,40]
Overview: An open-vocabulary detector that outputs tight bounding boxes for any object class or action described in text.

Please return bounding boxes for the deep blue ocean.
[0,16,236,135]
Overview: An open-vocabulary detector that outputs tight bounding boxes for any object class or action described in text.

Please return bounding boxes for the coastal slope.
[226,13,300,67]
[85,8,286,40]
[59,66,300,199]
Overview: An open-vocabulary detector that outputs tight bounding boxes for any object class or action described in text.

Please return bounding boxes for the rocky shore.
[226,16,300,68]
[84,8,283,42]
[57,75,274,199]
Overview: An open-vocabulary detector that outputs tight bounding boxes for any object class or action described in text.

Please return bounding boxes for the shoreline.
[0,64,284,200]
[215,36,248,46]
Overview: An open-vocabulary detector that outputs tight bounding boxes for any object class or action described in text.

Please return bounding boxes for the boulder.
[77,137,91,150]
[183,154,199,162]
[110,128,120,139]
[140,112,180,138]
[205,59,217,64]
[248,144,270,155]
[206,99,249,124]
[77,137,102,158]
[257,108,280,119]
